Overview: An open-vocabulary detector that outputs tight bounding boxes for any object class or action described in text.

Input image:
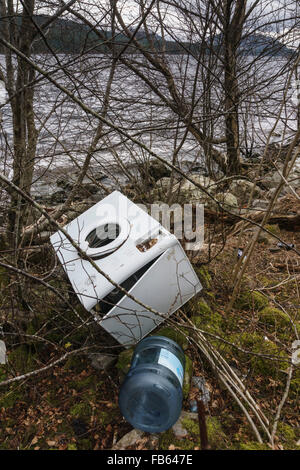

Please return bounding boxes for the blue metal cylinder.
[118,335,185,433]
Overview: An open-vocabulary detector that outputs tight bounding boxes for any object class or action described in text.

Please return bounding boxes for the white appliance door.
[99,243,202,345]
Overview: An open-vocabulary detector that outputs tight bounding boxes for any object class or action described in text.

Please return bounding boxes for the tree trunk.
[6,1,37,243]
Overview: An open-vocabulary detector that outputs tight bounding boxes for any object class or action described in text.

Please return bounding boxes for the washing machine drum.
[78,217,130,258]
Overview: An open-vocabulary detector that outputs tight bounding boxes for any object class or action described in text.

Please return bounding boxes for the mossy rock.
[236,291,268,311]
[259,307,291,328]
[239,441,270,450]
[151,326,189,350]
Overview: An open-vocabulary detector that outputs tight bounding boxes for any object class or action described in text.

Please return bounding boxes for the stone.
[252,199,269,209]
[88,353,116,371]
[179,174,215,203]
[112,429,146,450]
[142,161,171,181]
[229,179,263,203]
[50,190,67,204]
[172,418,189,439]
[215,192,239,214]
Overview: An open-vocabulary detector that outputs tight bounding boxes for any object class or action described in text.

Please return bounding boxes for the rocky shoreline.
[30,154,300,226]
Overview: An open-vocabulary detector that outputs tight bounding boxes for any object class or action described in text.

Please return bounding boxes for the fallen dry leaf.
[46,440,56,446]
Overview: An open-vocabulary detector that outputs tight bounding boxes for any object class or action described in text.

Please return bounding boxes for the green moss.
[206,416,227,449]
[259,307,291,327]
[182,355,193,399]
[229,332,288,378]
[116,348,134,375]
[158,429,195,450]
[70,402,92,420]
[197,300,212,316]
[151,327,189,350]
[181,415,227,450]
[239,441,270,450]
[236,291,268,311]
[97,409,118,427]
[194,266,212,289]
[67,443,77,450]
[191,312,223,336]
[277,423,296,442]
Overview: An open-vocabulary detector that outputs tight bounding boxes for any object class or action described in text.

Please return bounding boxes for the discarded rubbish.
[119,336,185,433]
[237,248,243,259]
[189,399,198,413]
[191,376,211,406]
[277,242,294,251]
[50,191,202,345]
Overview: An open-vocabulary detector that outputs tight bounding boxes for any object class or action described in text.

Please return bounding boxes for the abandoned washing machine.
[50,190,202,345]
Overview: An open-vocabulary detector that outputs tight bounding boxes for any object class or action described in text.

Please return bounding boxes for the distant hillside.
[0,14,294,56]
[212,32,294,56]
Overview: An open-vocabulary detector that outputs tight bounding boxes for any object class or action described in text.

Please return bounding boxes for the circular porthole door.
[80,218,130,258]
[85,223,120,249]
